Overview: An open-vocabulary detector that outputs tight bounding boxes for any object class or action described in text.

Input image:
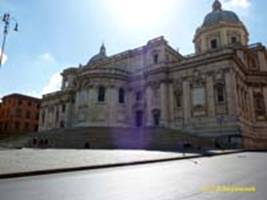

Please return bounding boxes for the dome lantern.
[212,0,222,11]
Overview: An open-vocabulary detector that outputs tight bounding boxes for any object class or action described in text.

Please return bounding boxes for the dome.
[89,53,106,63]
[202,0,242,27]
[88,44,107,64]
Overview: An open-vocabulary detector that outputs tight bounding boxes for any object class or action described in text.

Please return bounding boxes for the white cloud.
[41,72,62,95]
[39,52,56,63]
[0,49,8,65]
[224,0,251,9]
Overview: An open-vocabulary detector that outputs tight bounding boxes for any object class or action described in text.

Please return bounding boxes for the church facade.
[39,0,267,149]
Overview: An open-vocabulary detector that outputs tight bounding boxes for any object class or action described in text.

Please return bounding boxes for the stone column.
[182,80,191,125]
[160,82,168,127]
[247,87,256,122]
[258,51,267,72]
[127,90,134,127]
[225,71,238,116]
[145,85,153,127]
[248,88,255,122]
[108,86,117,126]
[169,83,175,127]
[52,106,57,129]
[89,86,96,104]
[263,87,267,118]
[65,102,70,128]
[207,75,215,117]
[44,107,48,130]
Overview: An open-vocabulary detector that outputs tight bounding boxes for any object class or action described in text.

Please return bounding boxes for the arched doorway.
[152,109,160,127]
[135,111,143,127]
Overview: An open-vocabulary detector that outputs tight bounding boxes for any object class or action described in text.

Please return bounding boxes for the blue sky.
[0,0,266,99]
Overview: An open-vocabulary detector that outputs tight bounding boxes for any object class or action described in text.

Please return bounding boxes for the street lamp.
[0,13,18,68]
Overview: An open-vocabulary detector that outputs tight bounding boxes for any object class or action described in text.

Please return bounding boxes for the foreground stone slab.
[0,149,197,176]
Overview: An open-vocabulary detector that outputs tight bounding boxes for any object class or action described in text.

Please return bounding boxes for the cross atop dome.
[212,0,222,11]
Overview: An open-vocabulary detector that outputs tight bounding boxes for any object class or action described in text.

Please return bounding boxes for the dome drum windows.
[227,31,241,45]
[98,86,106,102]
[206,32,221,50]
[118,88,125,104]
[211,39,218,49]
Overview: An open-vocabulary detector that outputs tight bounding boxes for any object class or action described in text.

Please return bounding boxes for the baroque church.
[39,0,267,149]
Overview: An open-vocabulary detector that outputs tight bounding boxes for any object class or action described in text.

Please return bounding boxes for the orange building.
[0,94,41,138]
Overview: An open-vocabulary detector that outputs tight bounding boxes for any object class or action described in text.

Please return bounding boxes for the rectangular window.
[15,122,20,130]
[175,93,182,107]
[16,108,22,118]
[136,91,142,101]
[35,113,39,120]
[98,87,105,102]
[217,86,225,103]
[26,111,31,119]
[24,122,29,130]
[192,87,205,106]
[231,37,237,44]
[153,54,159,64]
[62,104,66,113]
[119,88,125,104]
[18,100,22,106]
[211,39,218,49]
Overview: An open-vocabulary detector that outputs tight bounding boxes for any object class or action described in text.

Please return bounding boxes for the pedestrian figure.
[44,139,48,146]
[84,142,90,149]
[32,137,37,146]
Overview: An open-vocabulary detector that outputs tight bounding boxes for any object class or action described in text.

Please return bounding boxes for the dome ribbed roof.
[202,0,242,27]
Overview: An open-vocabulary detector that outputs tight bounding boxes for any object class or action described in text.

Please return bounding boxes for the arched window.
[119,88,125,104]
[98,86,105,102]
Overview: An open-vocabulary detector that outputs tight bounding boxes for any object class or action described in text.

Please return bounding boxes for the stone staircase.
[0,127,215,151]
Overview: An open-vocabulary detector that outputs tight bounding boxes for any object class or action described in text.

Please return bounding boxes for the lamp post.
[0,13,18,68]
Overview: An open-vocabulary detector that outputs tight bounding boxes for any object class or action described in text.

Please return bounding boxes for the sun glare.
[106,0,177,28]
